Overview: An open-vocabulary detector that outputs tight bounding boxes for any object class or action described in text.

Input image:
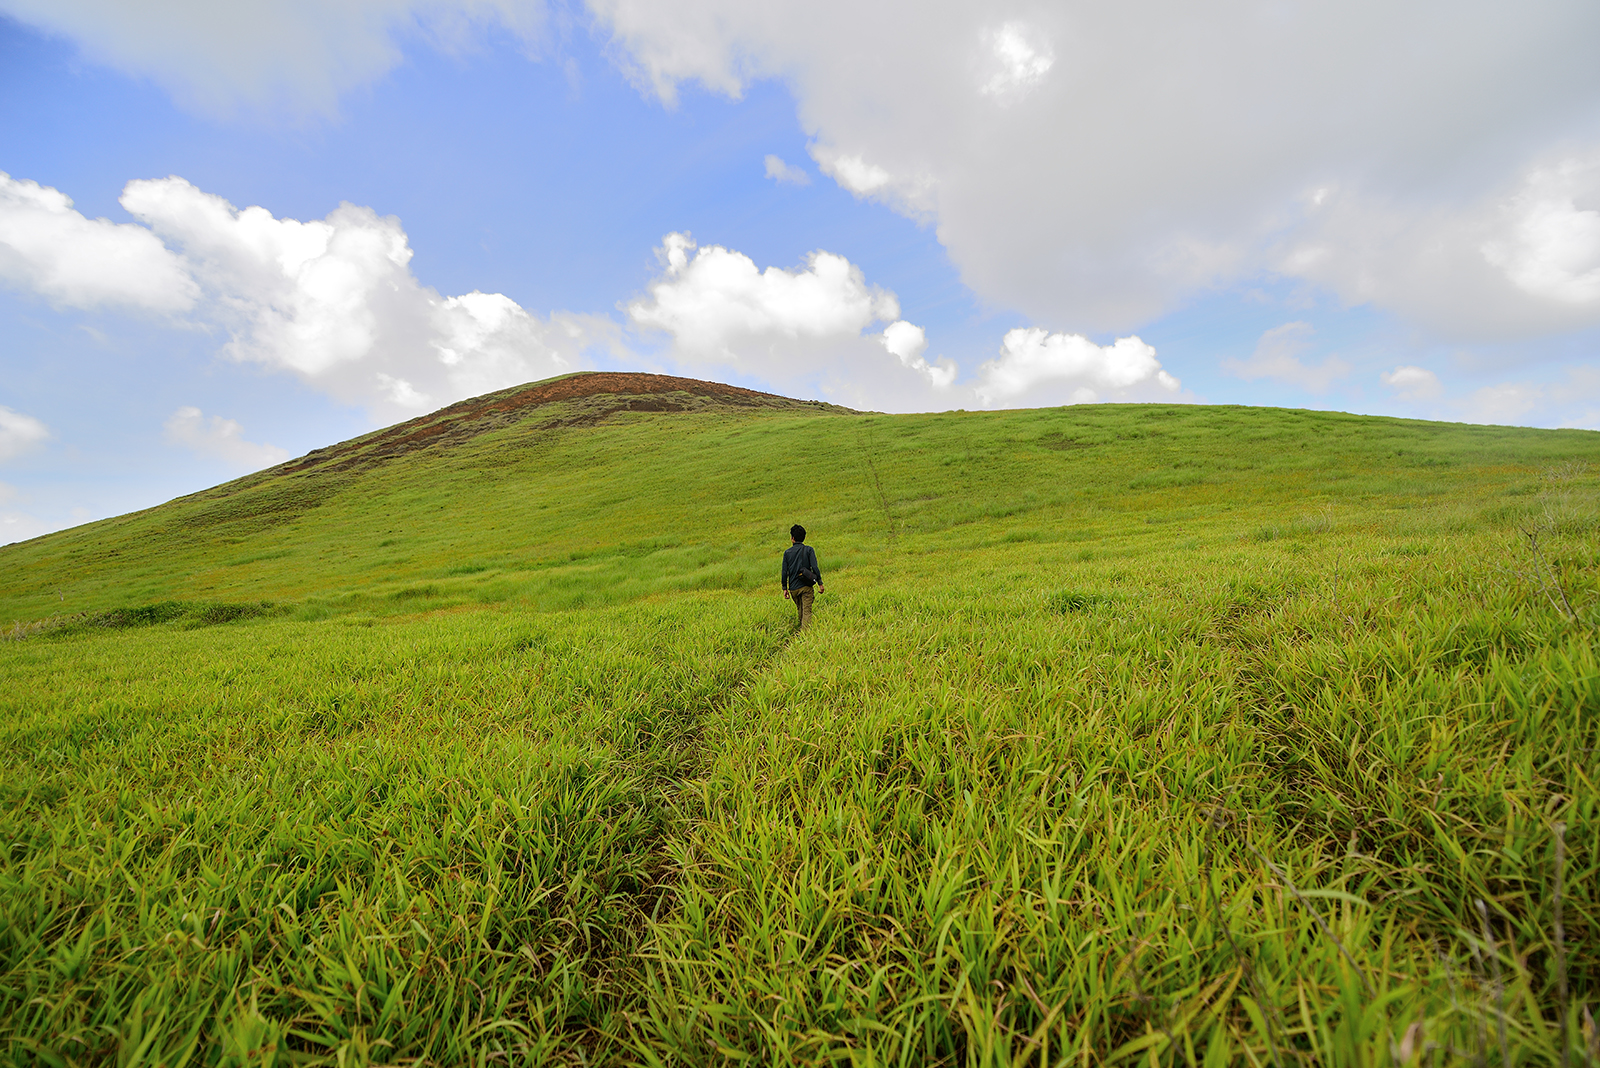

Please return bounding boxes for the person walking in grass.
[782,524,825,629]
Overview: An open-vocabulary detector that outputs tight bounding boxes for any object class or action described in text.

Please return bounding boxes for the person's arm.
[809,546,824,592]
[780,548,790,597]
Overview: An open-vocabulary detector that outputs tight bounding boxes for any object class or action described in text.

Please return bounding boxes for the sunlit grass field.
[3,393,1598,1065]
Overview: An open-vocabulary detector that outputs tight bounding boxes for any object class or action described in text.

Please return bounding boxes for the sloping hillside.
[3,371,1595,625]
[4,375,1599,1064]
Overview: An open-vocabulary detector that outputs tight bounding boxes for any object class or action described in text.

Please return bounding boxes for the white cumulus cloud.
[629,231,898,355]
[119,176,601,423]
[1381,365,1443,402]
[627,232,955,408]
[1222,322,1350,394]
[163,407,291,471]
[0,172,197,312]
[879,320,956,389]
[975,329,1179,408]
[764,155,811,185]
[0,406,51,462]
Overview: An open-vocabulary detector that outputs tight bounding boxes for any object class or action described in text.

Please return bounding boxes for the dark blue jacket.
[781,542,823,591]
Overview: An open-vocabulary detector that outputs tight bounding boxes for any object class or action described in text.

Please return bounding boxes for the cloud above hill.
[627,232,956,407]
[629,232,899,353]
[626,233,1191,410]
[975,330,1179,408]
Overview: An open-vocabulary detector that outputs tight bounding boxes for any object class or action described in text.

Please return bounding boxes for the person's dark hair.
[790,524,806,542]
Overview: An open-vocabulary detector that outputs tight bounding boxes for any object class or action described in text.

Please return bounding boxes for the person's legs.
[794,586,814,628]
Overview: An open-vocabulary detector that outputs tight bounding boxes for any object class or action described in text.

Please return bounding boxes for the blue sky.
[2,1,1599,543]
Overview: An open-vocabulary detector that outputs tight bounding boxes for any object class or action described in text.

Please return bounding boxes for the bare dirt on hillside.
[276,372,855,475]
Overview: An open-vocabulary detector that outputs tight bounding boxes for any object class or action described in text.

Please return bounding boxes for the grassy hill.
[2,371,1597,1065]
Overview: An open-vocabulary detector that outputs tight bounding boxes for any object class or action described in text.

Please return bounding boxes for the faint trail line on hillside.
[606,620,798,1057]
[668,618,798,788]
[858,421,898,547]
[632,620,799,934]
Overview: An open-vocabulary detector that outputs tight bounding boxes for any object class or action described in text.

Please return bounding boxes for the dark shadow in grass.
[389,583,443,600]
[97,601,284,628]
[1048,590,1118,614]
[9,600,287,641]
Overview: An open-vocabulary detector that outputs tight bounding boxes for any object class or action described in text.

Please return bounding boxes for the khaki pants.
[790,585,815,629]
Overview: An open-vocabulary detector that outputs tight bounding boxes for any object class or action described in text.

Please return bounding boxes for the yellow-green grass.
[2,394,1598,1065]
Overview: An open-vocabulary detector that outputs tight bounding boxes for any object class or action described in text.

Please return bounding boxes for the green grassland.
[3,380,1599,1066]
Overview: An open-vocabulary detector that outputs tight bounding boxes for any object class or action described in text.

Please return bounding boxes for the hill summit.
[277,371,853,476]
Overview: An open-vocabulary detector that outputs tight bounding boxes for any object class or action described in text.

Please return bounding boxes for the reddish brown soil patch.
[277,371,853,475]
